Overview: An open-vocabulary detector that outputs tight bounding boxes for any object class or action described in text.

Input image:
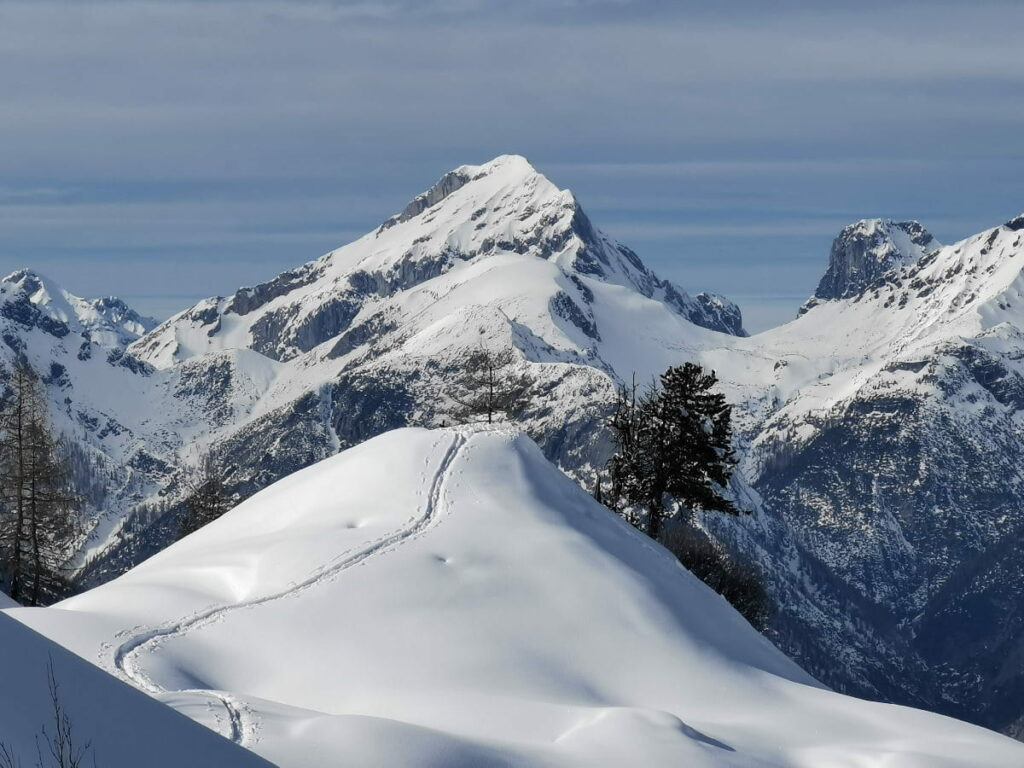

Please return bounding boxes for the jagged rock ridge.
[800,218,939,312]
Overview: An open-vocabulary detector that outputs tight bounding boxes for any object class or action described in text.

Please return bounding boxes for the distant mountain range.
[1,154,1023,736]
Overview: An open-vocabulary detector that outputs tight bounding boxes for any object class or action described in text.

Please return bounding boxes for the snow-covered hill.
[0,612,271,767]
[12,427,1024,768]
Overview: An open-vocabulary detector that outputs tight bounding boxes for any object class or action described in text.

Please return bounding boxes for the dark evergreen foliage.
[660,523,772,632]
[602,363,768,629]
[177,456,238,540]
[607,363,741,540]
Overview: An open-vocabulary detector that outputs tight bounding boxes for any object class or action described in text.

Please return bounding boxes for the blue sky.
[1,1,1022,332]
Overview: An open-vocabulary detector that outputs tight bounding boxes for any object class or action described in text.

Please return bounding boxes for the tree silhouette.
[607,362,741,541]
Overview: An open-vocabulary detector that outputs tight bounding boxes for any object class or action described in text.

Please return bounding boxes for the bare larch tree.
[450,343,535,425]
[0,363,80,606]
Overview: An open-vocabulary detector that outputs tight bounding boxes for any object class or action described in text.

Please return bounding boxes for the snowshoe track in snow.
[111,430,468,748]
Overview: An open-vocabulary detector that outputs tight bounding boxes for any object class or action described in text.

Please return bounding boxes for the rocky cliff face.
[743,331,1024,728]
[801,219,939,312]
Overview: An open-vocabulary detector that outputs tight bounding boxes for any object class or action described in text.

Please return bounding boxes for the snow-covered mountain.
[0,269,170,563]
[0,268,156,351]
[130,154,742,370]
[11,427,1024,768]
[3,155,1024,740]
[706,211,1024,736]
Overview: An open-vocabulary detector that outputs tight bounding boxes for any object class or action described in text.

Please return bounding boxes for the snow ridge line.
[110,430,468,748]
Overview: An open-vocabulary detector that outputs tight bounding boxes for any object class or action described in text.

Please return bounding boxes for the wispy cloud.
[602,221,846,240]
[546,158,946,179]
[0,186,70,204]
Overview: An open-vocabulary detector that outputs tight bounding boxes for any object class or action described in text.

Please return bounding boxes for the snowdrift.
[10,427,1024,767]
[0,612,271,767]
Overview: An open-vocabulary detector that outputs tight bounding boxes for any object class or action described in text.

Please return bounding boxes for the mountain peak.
[0,268,80,339]
[1005,212,1024,231]
[808,218,939,306]
[133,155,745,367]
[3,267,61,297]
[458,153,538,177]
[369,155,745,335]
[379,154,543,232]
[0,269,154,346]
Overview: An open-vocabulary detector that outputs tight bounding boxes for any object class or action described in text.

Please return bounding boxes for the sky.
[0,1,1022,333]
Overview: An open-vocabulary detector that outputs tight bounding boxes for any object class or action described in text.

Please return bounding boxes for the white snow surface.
[11,427,1023,767]
[0,612,271,767]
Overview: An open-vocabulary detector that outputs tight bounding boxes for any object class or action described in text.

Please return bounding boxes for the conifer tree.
[607,362,741,540]
[177,456,235,539]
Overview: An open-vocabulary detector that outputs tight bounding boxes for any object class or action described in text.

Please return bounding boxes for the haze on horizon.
[1,0,1021,333]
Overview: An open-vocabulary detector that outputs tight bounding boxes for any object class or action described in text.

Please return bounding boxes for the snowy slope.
[0,612,271,767]
[694,213,1024,733]
[12,427,1024,768]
